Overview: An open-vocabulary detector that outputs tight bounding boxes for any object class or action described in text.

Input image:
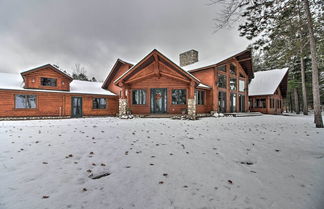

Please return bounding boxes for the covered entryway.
[114,49,200,116]
[150,88,167,113]
[71,97,82,118]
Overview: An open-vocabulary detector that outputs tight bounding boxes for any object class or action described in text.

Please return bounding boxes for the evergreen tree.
[210,0,324,127]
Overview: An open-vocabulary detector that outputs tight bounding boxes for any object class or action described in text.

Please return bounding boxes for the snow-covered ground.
[0,115,324,209]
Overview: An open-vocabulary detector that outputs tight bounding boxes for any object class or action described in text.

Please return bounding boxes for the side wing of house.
[0,65,118,118]
[248,68,288,114]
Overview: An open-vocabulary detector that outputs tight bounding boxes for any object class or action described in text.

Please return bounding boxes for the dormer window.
[41,77,57,86]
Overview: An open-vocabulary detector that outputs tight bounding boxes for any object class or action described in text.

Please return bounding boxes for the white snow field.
[0,115,324,209]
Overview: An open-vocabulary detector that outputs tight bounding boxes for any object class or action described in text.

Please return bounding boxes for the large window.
[15,95,36,109]
[239,80,245,92]
[230,64,236,75]
[217,65,226,72]
[132,89,146,105]
[195,90,205,105]
[93,98,106,109]
[41,77,57,86]
[230,93,237,112]
[172,89,186,105]
[218,91,226,113]
[218,74,227,89]
[256,98,266,108]
[230,78,237,90]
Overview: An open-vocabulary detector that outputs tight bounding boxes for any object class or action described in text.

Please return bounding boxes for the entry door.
[71,97,82,118]
[151,88,167,113]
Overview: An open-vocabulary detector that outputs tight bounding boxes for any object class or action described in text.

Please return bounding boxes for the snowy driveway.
[0,115,324,209]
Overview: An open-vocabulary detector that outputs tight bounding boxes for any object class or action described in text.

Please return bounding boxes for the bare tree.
[208,0,254,32]
[302,0,323,127]
[72,64,89,81]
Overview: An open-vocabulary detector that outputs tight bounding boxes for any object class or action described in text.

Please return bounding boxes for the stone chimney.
[179,49,198,67]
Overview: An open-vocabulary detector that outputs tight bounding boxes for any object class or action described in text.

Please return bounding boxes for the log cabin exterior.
[0,64,118,118]
[0,49,288,119]
[248,68,289,114]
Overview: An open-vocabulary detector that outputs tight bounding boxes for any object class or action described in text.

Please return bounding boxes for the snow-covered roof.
[69,80,115,95]
[248,68,288,96]
[197,83,211,89]
[0,72,115,96]
[182,56,222,72]
[182,49,249,72]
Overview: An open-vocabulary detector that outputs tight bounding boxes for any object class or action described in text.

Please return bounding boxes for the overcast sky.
[0,0,251,81]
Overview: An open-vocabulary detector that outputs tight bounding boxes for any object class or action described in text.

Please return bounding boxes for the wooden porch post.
[187,81,196,119]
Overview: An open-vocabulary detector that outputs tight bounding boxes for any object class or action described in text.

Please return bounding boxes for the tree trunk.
[294,88,300,114]
[302,0,323,128]
[300,54,308,115]
[289,93,293,113]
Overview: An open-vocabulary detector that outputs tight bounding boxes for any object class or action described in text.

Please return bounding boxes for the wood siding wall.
[0,90,118,117]
[128,76,190,114]
[107,64,132,95]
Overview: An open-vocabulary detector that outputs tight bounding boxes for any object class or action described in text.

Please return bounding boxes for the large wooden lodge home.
[0,49,288,119]
[102,49,253,117]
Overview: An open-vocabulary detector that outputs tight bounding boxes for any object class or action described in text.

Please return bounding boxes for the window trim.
[171,89,187,105]
[40,77,57,87]
[217,65,226,72]
[217,73,227,89]
[92,98,107,110]
[132,89,147,105]
[14,94,37,109]
[195,90,205,105]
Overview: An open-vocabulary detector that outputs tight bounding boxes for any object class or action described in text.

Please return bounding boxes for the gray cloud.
[0,0,251,81]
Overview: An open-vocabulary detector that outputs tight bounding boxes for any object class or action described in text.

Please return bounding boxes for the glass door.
[150,88,167,113]
[239,94,245,112]
[71,97,82,117]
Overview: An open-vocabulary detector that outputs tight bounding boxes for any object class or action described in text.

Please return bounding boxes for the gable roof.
[248,68,289,97]
[101,59,133,89]
[20,64,73,81]
[114,49,200,85]
[185,49,254,81]
[0,72,115,96]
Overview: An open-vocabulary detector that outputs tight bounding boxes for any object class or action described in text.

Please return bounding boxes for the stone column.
[119,84,128,116]
[119,98,128,116]
[187,97,196,119]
